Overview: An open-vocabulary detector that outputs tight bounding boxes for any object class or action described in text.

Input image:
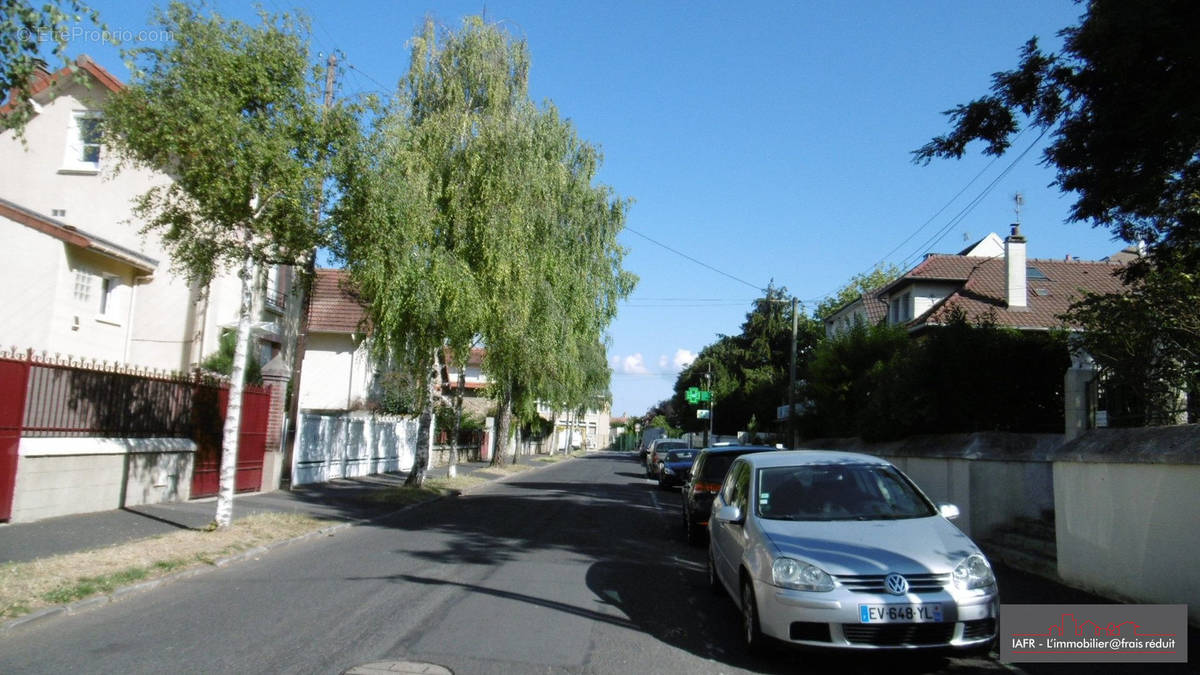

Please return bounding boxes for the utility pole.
[706,365,714,444]
[788,296,798,449]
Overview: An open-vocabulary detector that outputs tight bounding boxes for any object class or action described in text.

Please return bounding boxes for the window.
[98,276,119,316]
[73,269,93,303]
[62,111,102,172]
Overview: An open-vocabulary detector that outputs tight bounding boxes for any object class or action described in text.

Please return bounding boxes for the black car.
[656,448,699,490]
[680,445,777,544]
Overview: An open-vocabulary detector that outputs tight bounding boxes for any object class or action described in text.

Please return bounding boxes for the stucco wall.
[11,437,195,523]
[299,333,373,411]
[0,219,61,350]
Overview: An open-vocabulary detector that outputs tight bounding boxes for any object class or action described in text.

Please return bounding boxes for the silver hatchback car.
[708,450,998,652]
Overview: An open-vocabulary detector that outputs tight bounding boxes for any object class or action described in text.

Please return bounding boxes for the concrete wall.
[291,412,418,486]
[1053,426,1200,625]
[11,437,194,523]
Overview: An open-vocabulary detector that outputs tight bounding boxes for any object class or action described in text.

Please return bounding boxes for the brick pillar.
[260,355,291,491]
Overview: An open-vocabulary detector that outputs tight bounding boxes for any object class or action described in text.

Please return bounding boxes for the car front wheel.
[707,548,721,595]
[741,579,765,653]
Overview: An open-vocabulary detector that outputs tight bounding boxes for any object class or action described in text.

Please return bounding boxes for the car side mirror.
[937,503,960,521]
[715,505,744,525]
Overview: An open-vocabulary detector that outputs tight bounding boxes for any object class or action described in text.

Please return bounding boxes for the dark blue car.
[657,448,699,490]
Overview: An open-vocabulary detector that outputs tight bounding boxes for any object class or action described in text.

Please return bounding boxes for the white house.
[0,55,301,374]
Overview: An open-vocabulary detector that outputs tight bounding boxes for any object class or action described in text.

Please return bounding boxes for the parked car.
[707,450,998,653]
[656,448,699,490]
[645,438,689,479]
[681,445,776,544]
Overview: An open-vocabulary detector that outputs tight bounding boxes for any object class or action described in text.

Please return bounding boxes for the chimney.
[1005,223,1027,310]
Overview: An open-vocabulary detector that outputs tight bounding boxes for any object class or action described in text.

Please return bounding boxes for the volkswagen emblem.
[884,573,909,595]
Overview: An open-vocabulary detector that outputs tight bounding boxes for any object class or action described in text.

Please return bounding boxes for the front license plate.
[859,603,943,623]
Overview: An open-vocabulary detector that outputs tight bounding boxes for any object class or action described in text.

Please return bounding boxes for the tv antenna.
[1013,192,1025,224]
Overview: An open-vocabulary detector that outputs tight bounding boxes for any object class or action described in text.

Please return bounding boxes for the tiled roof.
[0,197,157,272]
[307,269,369,334]
[1,55,123,115]
[444,347,485,369]
[907,255,1127,330]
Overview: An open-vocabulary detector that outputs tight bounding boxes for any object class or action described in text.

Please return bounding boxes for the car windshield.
[666,450,695,462]
[755,464,935,521]
[658,442,686,450]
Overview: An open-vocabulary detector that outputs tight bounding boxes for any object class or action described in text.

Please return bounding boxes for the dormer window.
[62,110,102,173]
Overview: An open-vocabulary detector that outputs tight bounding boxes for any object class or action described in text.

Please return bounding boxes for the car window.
[756,463,936,521]
[658,441,686,450]
[666,450,695,462]
[730,464,750,511]
[719,460,744,505]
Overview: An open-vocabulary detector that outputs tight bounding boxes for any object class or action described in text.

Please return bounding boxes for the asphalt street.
[0,453,1192,674]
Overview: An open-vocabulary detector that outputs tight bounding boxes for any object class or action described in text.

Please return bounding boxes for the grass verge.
[0,512,331,621]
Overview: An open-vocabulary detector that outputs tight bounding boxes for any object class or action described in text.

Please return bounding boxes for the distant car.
[708,450,998,653]
[645,438,689,479]
[656,448,699,490]
[681,445,776,544]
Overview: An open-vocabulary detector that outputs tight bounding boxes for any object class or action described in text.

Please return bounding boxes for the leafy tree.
[200,329,262,386]
[1061,257,1200,426]
[103,2,348,528]
[914,0,1200,422]
[800,322,910,439]
[814,263,902,321]
[672,287,822,437]
[1,0,111,134]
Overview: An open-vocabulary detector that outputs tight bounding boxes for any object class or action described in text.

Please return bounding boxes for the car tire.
[741,579,765,654]
[706,548,721,595]
[657,467,670,490]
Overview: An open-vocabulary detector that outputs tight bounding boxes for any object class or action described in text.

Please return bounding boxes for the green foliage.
[814,263,902,320]
[1062,258,1200,426]
[647,415,680,438]
[1,0,112,134]
[800,311,1070,441]
[334,16,633,467]
[375,370,420,415]
[200,330,262,385]
[914,0,1200,424]
[103,1,347,286]
[671,286,823,435]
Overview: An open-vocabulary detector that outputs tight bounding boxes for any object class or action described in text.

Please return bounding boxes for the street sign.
[698,390,711,402]
[697,409,710,419]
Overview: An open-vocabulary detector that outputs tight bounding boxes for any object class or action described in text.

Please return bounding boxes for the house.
[874,225,1126,334]
[295,268,374,412]
[441,346,490,418]
[823,233,1005,338]
[0,55,302,375]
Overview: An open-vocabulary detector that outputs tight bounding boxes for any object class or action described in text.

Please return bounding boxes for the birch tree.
[103,2,347,527]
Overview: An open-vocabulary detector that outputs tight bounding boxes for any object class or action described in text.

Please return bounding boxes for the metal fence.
[2,348,238,439]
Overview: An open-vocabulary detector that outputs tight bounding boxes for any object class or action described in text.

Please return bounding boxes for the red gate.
[190,384,271,498]
[0,356,31,522]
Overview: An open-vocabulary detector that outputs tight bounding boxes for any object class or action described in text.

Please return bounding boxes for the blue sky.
[71,1,1121,419]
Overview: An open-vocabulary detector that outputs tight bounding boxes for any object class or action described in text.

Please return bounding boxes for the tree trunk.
[547,410,559,456]
[490,388,512,467]
[214,249,255,529]
[447,364,465,479]
[405,348,439,487]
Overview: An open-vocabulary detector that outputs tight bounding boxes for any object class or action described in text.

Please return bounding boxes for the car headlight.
[771,557,834,592]
[663,466,674,475]
[952,554,995,590]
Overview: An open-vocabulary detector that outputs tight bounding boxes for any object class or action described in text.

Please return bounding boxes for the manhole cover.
[343,662,453,675]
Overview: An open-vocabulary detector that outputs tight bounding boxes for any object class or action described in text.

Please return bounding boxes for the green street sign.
[685,387,700,404]
[698,390,712,402]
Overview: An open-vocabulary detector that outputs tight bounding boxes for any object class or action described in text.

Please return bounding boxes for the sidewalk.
[0,461,502,565]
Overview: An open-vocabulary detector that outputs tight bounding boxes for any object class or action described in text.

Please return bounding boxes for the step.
[982,542,1059,582]
[987,530,1057,559]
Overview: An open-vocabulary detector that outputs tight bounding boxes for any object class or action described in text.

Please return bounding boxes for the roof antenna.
[1013,192,1024,225]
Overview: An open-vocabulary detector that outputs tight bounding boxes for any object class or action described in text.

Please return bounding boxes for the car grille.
[962,618,996,640]
[842,622,955,646]
[833,573,950,594]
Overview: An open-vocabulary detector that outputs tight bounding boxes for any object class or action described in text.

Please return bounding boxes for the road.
[0,453,1185,674]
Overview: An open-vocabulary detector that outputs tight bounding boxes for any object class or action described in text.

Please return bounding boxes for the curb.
[0,453,579,635]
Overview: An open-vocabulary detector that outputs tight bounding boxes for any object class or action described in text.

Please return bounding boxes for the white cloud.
[673,349,697,370]
[621,353,649,375]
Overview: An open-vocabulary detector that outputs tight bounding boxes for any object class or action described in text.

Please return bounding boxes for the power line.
[897,128,1048,270]
[623,226,766,292]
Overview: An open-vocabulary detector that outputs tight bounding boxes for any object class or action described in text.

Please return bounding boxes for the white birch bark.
[214,248,255,529]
